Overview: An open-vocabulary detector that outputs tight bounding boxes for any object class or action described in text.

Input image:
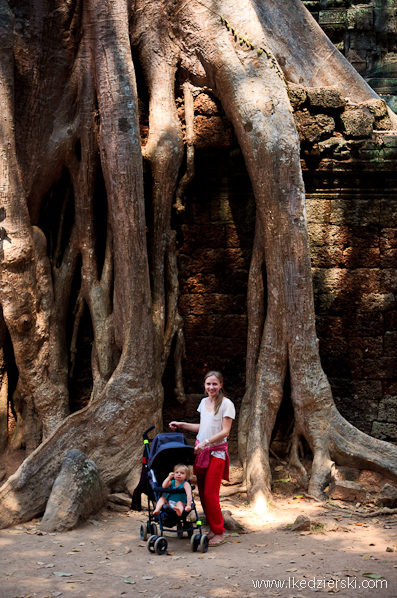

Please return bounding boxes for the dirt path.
[1,493,396,598]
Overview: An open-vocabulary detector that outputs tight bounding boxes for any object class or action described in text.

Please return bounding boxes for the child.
[153,463,193,517]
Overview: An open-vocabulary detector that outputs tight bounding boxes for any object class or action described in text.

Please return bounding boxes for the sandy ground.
[1,491,397,598]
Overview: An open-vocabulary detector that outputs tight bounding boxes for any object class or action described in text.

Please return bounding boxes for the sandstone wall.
[163,87,397,449]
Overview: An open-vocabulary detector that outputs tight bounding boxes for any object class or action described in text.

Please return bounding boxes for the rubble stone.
[290,515,311,531]
[329,480,367,502]
[374,483,397,508]
[341,108,375,137]
[41,449,107,532]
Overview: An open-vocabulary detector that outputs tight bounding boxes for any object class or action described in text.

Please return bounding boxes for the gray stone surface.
[290,515,311,532]
[341,108,375,137]
[41,449,107,532]
[374,483,397,508]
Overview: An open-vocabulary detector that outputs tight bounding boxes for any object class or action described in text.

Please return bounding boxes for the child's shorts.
[169,500,185,508]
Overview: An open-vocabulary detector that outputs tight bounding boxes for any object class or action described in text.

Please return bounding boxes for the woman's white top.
[197,397,236,460]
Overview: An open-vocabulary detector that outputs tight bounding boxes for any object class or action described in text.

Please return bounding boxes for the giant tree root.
[1,0,397,527]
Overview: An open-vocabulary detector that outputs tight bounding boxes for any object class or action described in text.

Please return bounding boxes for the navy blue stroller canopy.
[148,432,195,482]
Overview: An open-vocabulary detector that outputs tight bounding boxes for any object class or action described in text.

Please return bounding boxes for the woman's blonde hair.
[204,370,225,415]
[174,463,190,480]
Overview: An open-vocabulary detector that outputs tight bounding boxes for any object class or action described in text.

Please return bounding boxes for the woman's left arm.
[195,416,233,453]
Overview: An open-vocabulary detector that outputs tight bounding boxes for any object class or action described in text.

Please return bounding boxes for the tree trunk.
[1,0,397,526]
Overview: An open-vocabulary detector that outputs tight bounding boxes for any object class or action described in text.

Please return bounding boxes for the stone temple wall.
[302,1,397,112]
[162,87,397,450]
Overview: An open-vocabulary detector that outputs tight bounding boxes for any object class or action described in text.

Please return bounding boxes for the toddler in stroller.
[153,463,192,517]
[131,426,209,555]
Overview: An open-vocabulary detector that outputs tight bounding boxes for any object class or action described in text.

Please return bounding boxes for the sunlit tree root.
[0,368,162,528]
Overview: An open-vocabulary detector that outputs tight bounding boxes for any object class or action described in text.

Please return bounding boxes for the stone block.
[310,245,345,267]
[214,314,247,338]
[317,292,356,314]
[306,87,346,110]
[379,269,397,292]
[294,111,335,143]
[181,274,218,294]
[378,396,397,422]
[362,98,389,119]
[343,312,384,337]
[384,311,397,331]
[383,380,397,395]
[341,108,375,138]
[329,480,366,503]
[107,492,131,507]
[318,335,348,357]
[371,421,397,440]
[334,395,379,433]
[380,199,397,228]
[374,116,393,131]
[357,293,395,312]
[374,484,397,508]
[288,83,307,110]
[318,137,347,155]
[315,315,343,337]
[374,7,396,34]
[346,6,373,31]
[312,267,341,293]
[348,336,383,359]
[308,224,348,247]
[306,198,331,224]
[382,135,397,148]
[381,247,397,268]
[362,357,397,379]
[330,199,380,227]
[179,224,226,252]
[322,355,350,377]
[384,331,397,355]
[179,293,231,316]
[194,93,221,116]
[224,248,249,270]
[351,380,383,401]
[194,115,235,148]
[342,247,380,268]
[349,226,380,249]
[290,514,311,531]
[41,450,107,532]
[230,294,247,313]
[380,228,397,250]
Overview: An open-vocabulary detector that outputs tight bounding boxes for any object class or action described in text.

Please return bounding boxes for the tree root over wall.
[0,0,397,526]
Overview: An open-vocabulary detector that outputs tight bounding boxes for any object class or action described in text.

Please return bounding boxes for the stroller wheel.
[177,523,184,539]
[154,536,168,555]
[147,534,158,553]
[140,523,148,541]
[200,534,209,553]
[150,522,159,536]
[190,533,201,552]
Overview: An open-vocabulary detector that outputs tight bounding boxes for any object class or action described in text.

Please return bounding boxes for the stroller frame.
[138,426,209,555]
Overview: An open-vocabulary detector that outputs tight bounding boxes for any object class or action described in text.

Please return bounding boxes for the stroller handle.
[143,425,155,440]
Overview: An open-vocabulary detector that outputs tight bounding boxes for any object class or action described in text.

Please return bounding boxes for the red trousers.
[195,456,224,535]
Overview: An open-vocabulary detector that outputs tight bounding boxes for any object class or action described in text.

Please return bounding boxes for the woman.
[170,371,235,546]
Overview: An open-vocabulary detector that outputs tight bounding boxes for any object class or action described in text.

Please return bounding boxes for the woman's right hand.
[169,421,181,430]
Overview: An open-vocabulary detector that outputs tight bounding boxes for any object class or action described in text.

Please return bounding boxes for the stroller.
[132,426,209,555]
